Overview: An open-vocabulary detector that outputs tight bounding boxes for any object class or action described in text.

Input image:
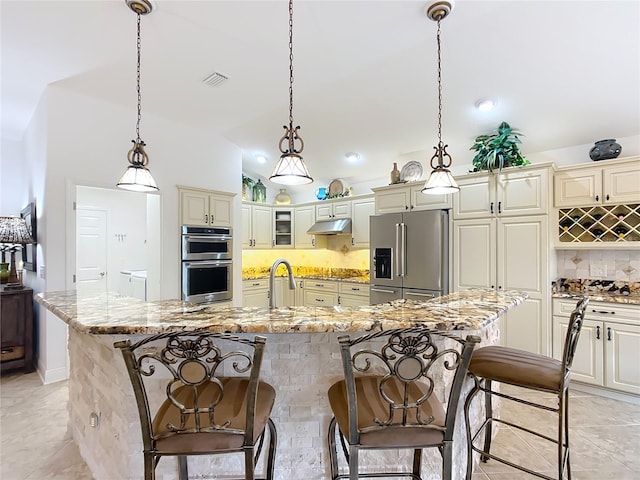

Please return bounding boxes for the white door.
[76,208,108,294]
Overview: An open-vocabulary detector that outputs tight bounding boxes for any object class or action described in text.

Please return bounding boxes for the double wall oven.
[181,226,233,304]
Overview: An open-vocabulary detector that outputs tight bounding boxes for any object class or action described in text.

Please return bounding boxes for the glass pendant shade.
[270,153,313,185]
[421,167,459,195]
[117,165,159,192]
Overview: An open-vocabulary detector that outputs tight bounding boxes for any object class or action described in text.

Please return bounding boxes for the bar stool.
[327,327,480,480]
[115,331,277,480]
[464,297,589,480]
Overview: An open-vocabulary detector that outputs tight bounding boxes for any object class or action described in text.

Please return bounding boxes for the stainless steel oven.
[181,226,233,304]
[181,226,232,261]
[182,260,232,304]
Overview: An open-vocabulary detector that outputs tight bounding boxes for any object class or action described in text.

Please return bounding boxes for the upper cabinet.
[294,204,316,248]
[316,199,351,220]
[453,165,551,220]
[241,202,272,248]
[179,186,234,227]
[351,195,375,248]
[273,207,294,248]
[372,181,451,214]
[554,157,640,208]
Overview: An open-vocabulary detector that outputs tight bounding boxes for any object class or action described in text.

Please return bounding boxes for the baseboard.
[571,382,640,405]
[37,364,69,385]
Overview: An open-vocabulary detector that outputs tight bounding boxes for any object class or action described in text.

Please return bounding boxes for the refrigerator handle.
[395,223,402,277]
[371,287,397,294]
[400,222,407,277]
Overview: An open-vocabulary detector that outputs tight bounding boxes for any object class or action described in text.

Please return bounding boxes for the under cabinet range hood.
[307,218,352,235]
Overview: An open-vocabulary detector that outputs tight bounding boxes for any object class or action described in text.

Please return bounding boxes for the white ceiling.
[2,0,639,195]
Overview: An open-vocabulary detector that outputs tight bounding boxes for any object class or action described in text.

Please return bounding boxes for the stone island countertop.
[35,288,528,335]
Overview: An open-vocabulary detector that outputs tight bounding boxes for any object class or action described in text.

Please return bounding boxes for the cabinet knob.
[595,195,599,202]
[606,194,610,201]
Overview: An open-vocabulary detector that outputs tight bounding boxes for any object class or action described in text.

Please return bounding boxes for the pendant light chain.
[135,11,142,143]
[288,0,294,129]
[436,17,442,147]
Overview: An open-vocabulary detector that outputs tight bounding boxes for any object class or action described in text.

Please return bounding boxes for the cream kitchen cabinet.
[241,202,272,248]
[453,215,550,355]
[552,298,640,396]
[554,157,640,208]
[372,181,451,214]
[303,279,339,306]
[453,165,551,220]
[338,282,369,306]
[179,186,234,227]
[350,195,375,248]
[242,278,269,308]
[316,200,351,220]
[294,204,317,248]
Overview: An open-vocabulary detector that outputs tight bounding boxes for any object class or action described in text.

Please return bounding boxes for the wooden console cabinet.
[1,286,34,373]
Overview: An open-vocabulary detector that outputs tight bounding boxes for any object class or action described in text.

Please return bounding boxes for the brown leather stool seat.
[464,297,589,480]
[469,346,563,392]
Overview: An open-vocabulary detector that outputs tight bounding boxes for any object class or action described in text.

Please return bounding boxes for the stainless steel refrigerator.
[369,209,449,304]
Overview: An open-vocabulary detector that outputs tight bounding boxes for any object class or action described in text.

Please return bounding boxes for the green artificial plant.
[470,121,530,173]
[242,174,255,187]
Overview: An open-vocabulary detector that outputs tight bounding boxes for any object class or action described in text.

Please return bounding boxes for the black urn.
[589,139,622,161]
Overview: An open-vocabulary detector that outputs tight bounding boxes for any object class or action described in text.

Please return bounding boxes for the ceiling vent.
[202,72,229,87]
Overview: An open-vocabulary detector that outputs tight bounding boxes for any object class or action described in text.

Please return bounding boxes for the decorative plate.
[328,178,344,196]
[400,161,424,182]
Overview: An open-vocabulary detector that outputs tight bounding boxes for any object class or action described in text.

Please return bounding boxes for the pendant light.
[117,0,159,193]
[269,0,313,185]
[422,1,459,195]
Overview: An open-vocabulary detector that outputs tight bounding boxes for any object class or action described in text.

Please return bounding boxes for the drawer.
[339,282,368,296]
[553,298,639,324]
[243,278,268,290]
[304,290,338,306]
[305,281,339,293]
[1,345,24,362]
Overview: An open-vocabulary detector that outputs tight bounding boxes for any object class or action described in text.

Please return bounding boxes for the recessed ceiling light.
[345,152,360,163]
[475,98,497,112]
[255,154,267,164]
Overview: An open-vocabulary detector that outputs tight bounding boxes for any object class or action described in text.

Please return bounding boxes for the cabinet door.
[409,185,452,211]
[452,218,496,290]
[273,208,294,248]
[315,203,333,220]
[351,197,375,247]
[209,193,232,227]
[243,289,269,308]
[252,205,273,248]
[339,294,369,306]
[497,216,549,355]
[603,162,640,204]
[294,205,316,248]
[275,277,296,307]
[452,175,494,220]
[374,187,410,214]
[497,168,548,216]
[554,167,601,207]
[0,294,25,348]
[241,204,252,248]
[553,317,603,386]
[605,322,640,395]
[180,190,209,226]
[333,201,352,219]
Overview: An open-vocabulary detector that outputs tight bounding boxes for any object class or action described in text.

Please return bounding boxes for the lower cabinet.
[303,280,339,306]
[1,287,34,373]
[338,282,369,306]
[242,279,269,308]
[552,298,640,395]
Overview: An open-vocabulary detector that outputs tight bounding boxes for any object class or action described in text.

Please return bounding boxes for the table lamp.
[0,216,34,285]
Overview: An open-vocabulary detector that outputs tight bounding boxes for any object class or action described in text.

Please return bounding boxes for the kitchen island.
[36,288,527,480]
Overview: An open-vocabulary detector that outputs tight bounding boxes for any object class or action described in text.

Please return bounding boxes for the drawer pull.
[592,309,615,315]
[1,348,14,354]
[252,283,261,286]
[351,287,360,291]
[314,284,324,287]
[315,298,324,302]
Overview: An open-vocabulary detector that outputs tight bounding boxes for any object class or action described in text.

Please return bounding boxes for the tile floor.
[1,371,639,480]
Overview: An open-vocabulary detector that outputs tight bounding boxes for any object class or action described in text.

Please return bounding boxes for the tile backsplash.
[556,250,640,282]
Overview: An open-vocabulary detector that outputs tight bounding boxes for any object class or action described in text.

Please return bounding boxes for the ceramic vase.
[589,139,622,161]
[275,189,291,205]
[390,162,401,184]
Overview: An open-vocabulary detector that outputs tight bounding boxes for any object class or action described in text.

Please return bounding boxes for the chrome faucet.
[269,258,296,308]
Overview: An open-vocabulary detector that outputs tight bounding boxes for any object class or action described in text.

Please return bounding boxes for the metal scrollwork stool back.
[115,331,277,480]
[464,297,589,480]
[327,327,480,480]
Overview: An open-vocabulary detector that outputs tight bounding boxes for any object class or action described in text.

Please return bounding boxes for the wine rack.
[558,204,640,244]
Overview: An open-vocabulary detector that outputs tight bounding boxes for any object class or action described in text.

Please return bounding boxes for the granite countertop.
[35,288,527,335]
[552,278,640,306]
